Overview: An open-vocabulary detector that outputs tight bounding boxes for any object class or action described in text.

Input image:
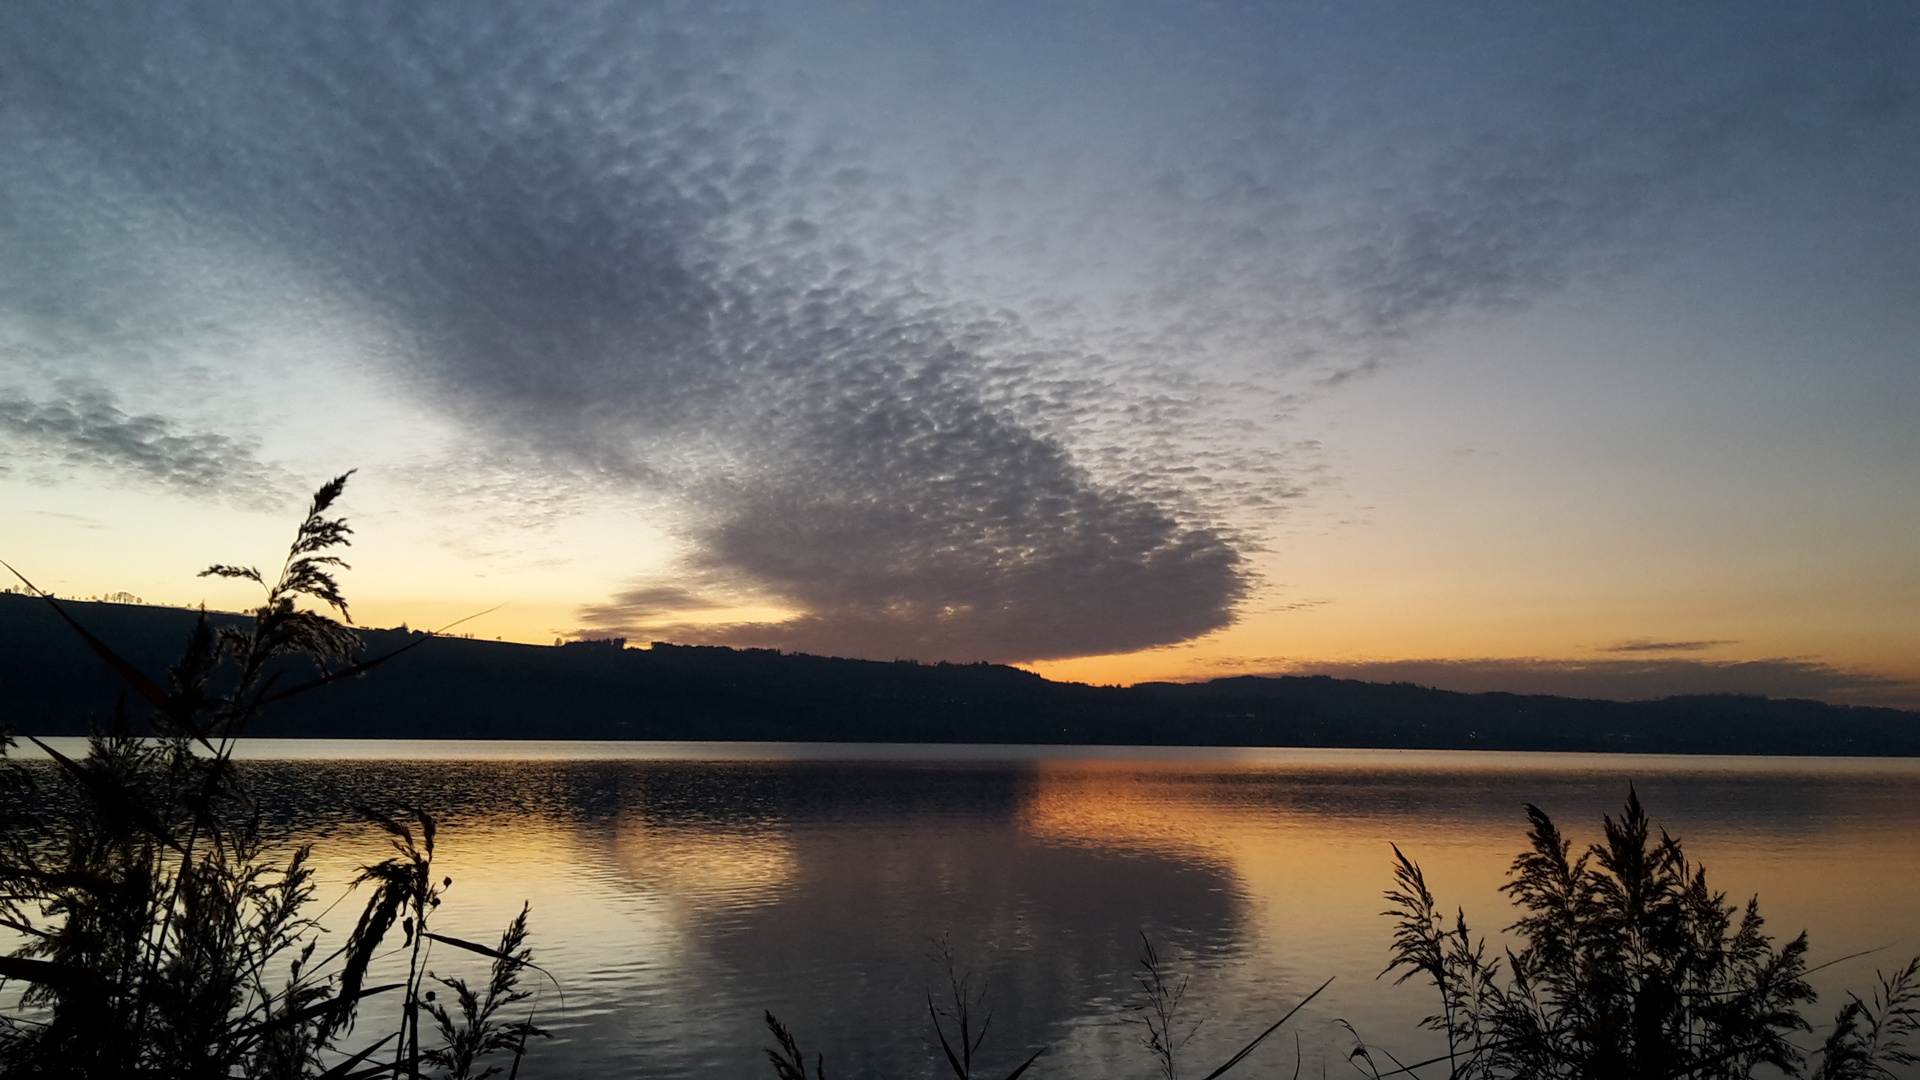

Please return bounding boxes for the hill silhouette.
[2,593,1915,754]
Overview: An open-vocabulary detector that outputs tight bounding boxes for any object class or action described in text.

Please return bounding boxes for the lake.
[27,740,1920,1079]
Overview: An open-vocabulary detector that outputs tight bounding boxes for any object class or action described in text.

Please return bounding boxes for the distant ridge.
[2,593,1915,755]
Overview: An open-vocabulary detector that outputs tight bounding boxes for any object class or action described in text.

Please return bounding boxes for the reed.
[1365,789,1920,1080]
[422,902,549,1080]
[764,937,1329,1080]
[1131,931,1199,1080]
[0,474,546,1079]
[765,943,1049,1080]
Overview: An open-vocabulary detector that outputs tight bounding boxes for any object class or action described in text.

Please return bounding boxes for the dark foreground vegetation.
[4,599,1916,754]
[1371,791,1920,1080]
[4,478,1918,1079]
[0,477,547,1078]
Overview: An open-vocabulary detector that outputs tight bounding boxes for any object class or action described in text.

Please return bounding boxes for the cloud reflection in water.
[230,751,1920,1079]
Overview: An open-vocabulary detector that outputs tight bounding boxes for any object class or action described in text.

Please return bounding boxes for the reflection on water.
[58,743,1920,1080]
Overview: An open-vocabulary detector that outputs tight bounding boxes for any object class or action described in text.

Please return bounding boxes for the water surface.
[30,741,1918,1079]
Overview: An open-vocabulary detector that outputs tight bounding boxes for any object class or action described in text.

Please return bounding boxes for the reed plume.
[1367,789,1919,1080]
[0,473,546,1079]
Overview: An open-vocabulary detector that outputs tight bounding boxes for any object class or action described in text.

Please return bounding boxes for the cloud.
[577,586,725,629]
[0,0,1259,661]
[576,376,1246,661]
[1002,2,1920,381]
[2,2,1914,661]
[1271,657,1918,709]
[1603,640,1736,654]
[0,382,290,506]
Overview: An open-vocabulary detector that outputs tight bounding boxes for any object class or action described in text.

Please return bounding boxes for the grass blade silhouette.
[1196,976,1334,1080]
[28,736,186,852]
[764,1011,826,1080]
[0,956,104,993]
[997,1045,1046,1080]
[232,983,405,1041]
[315,1032,399,1080]
[422,931,564,1002]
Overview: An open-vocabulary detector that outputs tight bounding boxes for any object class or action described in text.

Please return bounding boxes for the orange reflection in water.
[1020,757,1920,1044]
[606,820,798,908]
[215,751,1920,1078]
[1022,759,1521,1051]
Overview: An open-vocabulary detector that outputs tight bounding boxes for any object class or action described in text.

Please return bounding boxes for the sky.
[2,1,1916,706]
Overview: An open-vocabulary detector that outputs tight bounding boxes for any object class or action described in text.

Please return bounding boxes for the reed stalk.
[0,474,547,1079]
[1368,789,1920,1080]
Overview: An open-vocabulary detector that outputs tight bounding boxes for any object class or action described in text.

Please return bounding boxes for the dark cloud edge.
[1249,657,1919,710]
[0,381,295,509]
[1602,640,1739,654]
